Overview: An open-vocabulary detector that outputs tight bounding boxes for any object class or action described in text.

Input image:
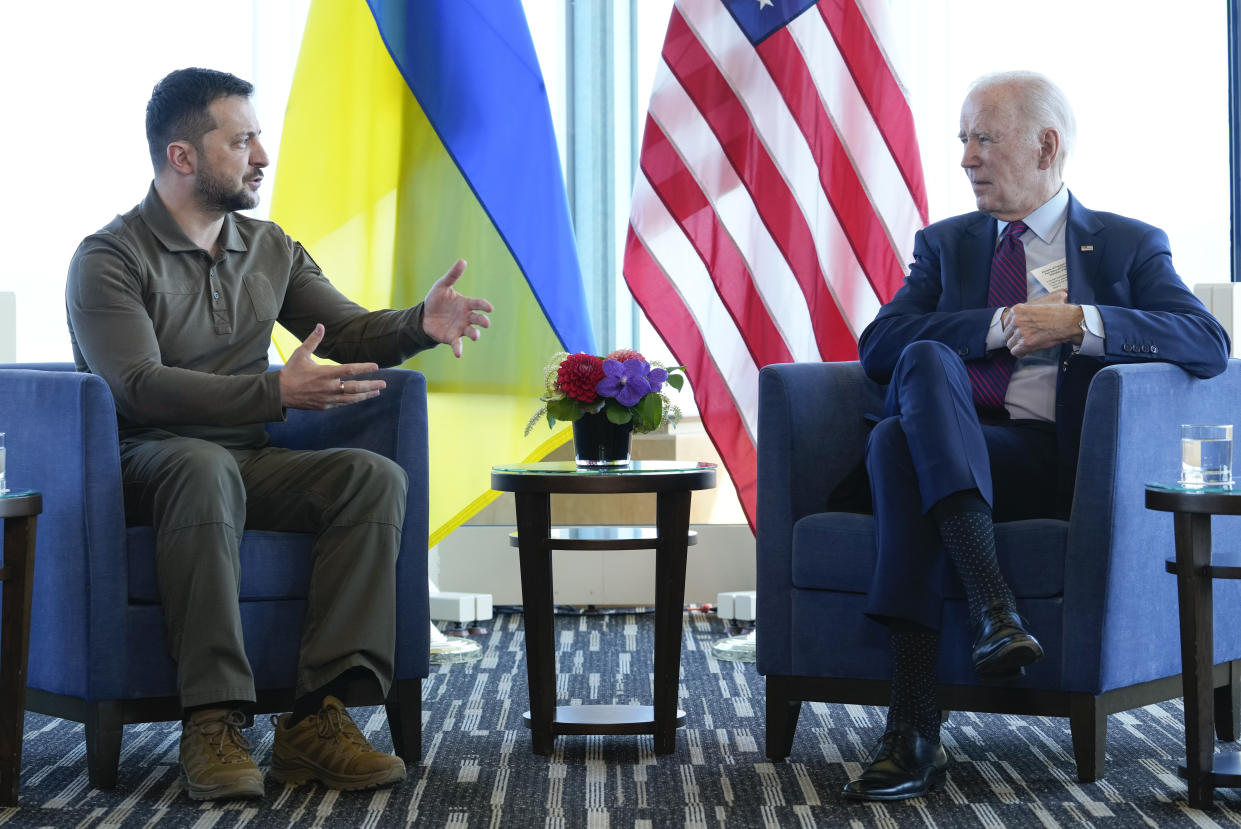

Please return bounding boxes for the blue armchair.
[0,363,429,789]
[757,360,1241,782]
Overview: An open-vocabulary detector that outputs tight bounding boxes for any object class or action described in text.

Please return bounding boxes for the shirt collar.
[139,182,248,255]
[997,184,1069,244]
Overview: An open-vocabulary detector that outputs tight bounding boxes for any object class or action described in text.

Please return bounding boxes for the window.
[528,1,1230,417]
[3,1,1229,366]
[0,0,312,361]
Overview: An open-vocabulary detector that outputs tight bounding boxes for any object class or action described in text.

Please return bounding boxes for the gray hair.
[968,71,1076,176]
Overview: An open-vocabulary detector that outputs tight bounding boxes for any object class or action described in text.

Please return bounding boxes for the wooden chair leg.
[0,510,36,805]
[1068,693,1106,783]
[385,678,422,764]
[85,701,124,791]
[764,677,801,761]
[1214,659,1241,742]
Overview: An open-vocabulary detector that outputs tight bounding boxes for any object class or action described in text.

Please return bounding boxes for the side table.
[0,490,40,805]
[491,460,716,755]
[1146,483,1241,809]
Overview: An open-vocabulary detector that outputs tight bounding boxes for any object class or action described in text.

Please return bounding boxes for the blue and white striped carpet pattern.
[2,611,1235,827]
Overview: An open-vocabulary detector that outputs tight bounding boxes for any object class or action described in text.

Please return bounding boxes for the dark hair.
[145,68,254,172]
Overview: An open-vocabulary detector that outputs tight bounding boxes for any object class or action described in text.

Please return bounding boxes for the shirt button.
[212,292,220,300]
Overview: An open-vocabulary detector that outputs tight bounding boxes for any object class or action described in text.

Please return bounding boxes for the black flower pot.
[572,411,633,467]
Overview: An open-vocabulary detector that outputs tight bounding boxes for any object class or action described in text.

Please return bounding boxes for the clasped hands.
[1000,289,1085,358]
[279,259,493,410]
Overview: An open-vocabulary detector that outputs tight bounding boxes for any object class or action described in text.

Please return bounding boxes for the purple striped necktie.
[968,220,1028,413]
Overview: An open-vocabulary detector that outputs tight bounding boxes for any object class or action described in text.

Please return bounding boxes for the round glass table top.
[492,460,715,476]
[0,490,41,519]
[1146,481,1241,516]
[1146,481,1237,494]
[491,460,717,494]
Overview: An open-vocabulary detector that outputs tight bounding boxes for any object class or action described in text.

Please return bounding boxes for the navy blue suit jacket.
[856,193,1231,506]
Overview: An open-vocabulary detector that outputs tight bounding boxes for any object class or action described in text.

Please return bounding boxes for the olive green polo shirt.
[66,184,437,447]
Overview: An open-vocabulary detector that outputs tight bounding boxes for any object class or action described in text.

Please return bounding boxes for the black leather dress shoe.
[841,723,948,801]
[972,602,1044,677]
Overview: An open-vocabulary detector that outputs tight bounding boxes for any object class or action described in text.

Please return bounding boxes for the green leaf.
[546,397,583,422]
[626,393,662,433]
[666,374,685,392]
[605,399,633,424]
[638,392,662,424]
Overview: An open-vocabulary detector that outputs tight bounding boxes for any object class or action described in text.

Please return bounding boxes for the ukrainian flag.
[272,0,594,546]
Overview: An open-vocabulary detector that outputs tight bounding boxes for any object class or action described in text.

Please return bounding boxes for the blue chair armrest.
[0,366,129,699]
[1063,359,1241,691]
[757,361,884,672]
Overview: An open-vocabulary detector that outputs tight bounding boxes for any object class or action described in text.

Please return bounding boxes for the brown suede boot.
[269,696,405,790]
[179,708,264,801]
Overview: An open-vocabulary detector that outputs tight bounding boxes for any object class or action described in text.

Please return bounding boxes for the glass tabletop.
[1146,481,1241,516]
[1146,481,1238,495]
[0,489,42,519]
[492,460,716,476]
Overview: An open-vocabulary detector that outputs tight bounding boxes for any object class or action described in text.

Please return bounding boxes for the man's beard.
[194,164,258,213]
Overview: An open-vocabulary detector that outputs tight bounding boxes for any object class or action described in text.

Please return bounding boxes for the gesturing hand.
[278,323,387,410]
[1002,290,1083,358]
[422,259,494,358]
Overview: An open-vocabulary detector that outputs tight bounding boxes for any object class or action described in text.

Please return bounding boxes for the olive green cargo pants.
[120,436,407,708]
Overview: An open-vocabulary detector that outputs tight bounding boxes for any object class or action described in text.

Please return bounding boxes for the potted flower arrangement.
[526,349,686,466]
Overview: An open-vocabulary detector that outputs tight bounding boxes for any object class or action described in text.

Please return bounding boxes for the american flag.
[623,0,928,527]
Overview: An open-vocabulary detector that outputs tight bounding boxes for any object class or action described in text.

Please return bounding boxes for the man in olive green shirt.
[65,68,494,801]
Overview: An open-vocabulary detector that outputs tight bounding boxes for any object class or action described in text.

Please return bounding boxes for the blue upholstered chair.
[757,359,1241,782]
[0,363,429,789]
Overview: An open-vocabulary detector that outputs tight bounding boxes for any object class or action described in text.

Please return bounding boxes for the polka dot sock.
[886,622,941,741]
[934,497,1016,623]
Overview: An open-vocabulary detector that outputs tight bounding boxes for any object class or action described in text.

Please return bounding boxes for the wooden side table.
[1146,483,1241,809]
[491,461,716,755]
[0,490,40,805]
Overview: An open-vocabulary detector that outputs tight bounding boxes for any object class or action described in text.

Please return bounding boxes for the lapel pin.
[1080,245,1094,252]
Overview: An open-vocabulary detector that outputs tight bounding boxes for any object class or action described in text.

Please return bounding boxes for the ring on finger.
[339,379,346,394]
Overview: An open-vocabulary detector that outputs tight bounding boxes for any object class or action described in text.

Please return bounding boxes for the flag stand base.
[711,629,756,663]
[429,621,483,664]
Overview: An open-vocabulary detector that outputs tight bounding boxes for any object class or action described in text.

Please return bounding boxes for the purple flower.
[596,358,652,407]
[647,366,668,394]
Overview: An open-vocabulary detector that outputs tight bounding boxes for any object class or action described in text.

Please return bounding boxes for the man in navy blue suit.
[841,70,1231,801]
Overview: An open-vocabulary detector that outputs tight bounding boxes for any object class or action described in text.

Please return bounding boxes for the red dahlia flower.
[556,352,605,403]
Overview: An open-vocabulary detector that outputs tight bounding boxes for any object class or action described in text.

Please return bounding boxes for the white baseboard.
[433,523,755,606]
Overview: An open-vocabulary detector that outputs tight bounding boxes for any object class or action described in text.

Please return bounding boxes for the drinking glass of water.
[1180,424,1234,488]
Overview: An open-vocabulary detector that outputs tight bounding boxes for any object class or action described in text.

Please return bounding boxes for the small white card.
[1031,258,1068,293]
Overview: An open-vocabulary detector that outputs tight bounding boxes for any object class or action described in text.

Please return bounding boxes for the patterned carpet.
[2,610,1238,827]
